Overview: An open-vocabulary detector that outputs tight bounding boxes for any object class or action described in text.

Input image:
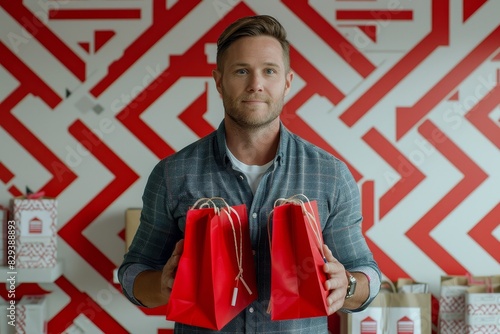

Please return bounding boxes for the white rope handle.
[222,207,253,306]
[191,197,219,214]
[271,194,326,261]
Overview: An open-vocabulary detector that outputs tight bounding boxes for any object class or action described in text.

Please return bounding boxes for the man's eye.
[266,69,276,74]
[236,69,247,74]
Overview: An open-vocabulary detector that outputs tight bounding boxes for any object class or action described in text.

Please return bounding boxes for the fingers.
[172,239,184,257]
[322,244,344,278]
[162,239,184,290]
[326,289,346,315]
[322,243,348,314]
[322,244,335,263]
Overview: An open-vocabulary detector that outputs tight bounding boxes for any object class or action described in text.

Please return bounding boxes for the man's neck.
[225,119,280,166]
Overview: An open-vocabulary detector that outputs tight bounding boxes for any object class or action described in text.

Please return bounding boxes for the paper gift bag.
[347,292,432,334]
[465,285,500,334]
[439,275,500,334]
[268,194,329,320]
[166,198,257,330]
[11,196,58,268]
[439,276,468,333]
[465,276,500,334]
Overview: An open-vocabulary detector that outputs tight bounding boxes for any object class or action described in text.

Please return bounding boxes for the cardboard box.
[465,286,500,334]
[16,295,47,334]
[12,197,57,268]
[0,206,8,266]
[0,298,15,334]
[439,275,500,334]
[125,208,141,251]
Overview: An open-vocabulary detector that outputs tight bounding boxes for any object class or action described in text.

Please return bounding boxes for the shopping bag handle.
[268,194,326,261]
[191,197,224,215]
[221,207,253,305]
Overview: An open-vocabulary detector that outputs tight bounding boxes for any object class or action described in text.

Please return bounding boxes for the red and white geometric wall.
[0,0,499,333]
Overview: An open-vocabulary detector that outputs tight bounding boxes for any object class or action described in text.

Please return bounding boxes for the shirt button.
[249,307,254,313]
[239,175,244,180]
[252,213,257,219]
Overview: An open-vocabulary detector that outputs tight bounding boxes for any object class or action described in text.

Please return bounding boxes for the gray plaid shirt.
[119,121,381,333]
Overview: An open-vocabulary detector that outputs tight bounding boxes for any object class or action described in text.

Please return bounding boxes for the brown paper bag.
[347,280,432,334]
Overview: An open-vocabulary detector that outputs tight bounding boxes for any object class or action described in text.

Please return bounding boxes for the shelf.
[0,261,63,283]
[113,268,119,284]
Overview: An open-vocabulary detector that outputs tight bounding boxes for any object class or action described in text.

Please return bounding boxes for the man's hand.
[134,239,184,308]
[322,244,348,315]
[161,239,184,297]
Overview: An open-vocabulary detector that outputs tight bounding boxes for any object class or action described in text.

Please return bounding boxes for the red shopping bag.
[268,195,329,320]
[166,198,257,330]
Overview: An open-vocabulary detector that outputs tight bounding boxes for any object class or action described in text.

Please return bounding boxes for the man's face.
[213,36,293,129]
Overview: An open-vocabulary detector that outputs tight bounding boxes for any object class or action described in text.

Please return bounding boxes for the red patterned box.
[16,295,47,334]
[439,276,468,334]
[465,292,500,334]
[0,206,8,266]
[11,197,57,268]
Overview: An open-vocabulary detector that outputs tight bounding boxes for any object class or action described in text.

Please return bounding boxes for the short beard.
[225,107,280,130]
[222,92,284,130]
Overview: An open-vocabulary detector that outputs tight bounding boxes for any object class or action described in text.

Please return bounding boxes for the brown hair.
[216,15,290,72]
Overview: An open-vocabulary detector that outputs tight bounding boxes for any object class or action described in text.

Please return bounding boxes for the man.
[119,15,381,333]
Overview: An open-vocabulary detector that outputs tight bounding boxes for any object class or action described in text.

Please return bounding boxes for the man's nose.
[247,73,264,92]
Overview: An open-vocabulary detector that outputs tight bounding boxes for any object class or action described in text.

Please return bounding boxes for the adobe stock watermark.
[63,282,120,330]
[7,0,69,53]
[441,72,497,130]
[6,220,17,328]
[212,0,239,18]
[383,130,446,188]
[109,64,169,116]
[60,63,167,172]
[64,118,116,169]
[383,72,496,187]
[201,254,328,332]
[339,0,415,61]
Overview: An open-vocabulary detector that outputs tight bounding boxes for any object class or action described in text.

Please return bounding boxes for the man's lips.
[242,99,267,103]
[241,95,267,103]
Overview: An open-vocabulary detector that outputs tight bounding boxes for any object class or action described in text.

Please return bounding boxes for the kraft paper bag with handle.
[347,279,432,334]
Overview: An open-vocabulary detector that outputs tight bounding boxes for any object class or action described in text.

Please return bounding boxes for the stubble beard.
[222,93,285,130]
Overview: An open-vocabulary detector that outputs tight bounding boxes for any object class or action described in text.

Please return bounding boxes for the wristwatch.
[345,271,357,299]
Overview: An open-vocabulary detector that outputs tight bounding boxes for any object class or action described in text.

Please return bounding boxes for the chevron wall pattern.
[0,0,499,333]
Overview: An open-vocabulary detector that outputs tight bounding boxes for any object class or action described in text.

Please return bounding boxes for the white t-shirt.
[226,147,273,194]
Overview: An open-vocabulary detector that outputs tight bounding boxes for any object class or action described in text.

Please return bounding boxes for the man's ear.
[212,69,223,95]
[284,70,294,97]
